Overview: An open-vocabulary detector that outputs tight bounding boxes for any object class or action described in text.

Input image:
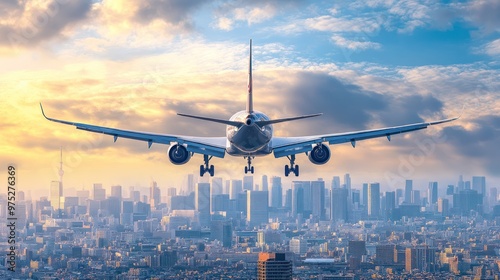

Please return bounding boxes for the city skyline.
[1,0,499,196]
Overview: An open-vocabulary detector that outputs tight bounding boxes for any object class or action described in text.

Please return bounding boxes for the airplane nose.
[245,118,253,126]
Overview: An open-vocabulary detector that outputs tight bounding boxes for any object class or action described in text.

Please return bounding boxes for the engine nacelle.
[168,144,191,165]
[308,144,331,165]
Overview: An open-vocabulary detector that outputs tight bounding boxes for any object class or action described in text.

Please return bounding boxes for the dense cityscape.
[2,169,500,279]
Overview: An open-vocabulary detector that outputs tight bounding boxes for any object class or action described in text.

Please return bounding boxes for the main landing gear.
[244,156,255,174]
[200,154,214,177]
[285,155,299,177]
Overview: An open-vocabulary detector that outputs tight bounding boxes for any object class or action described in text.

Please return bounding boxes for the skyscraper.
[211,177,223,195]
[362,183,368,207]
[111,185,122,200]
[243,176,254,191]
[150,181,161,209]
[331,187,348,222]
[195,183,211,227]
[311,179,326,220]
[332,176,341,189]
[385,191,396,220]
[261,175,268,192]
[247,191,269,227]
[93,183,106,201]
[270,176,282,208]
[428,182,438,205]
[257,252,292,280]
[405,180,413,204]
[368,183,380,219]
[50,181,63,218]
[229,180,243,200]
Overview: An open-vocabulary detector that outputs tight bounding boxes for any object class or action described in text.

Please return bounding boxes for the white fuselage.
[225,110,273,156]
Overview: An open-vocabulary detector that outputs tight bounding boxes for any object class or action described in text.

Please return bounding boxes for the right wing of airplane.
[271,117,458,158]
[40,103,227,158]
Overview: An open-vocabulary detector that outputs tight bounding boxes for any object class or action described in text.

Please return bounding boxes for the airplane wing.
[40,104,227,158]
[271,117,458,158]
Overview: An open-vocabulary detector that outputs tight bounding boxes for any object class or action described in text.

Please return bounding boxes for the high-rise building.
[385,191,396,220]
[437,198,449,216]
[270,176,282,208]
[243,176,254,191]
[195,183,211,227]
[111,185,122,200]
[311,179,326,220]
[376,244,396,265]
[368,183,380,219]
[261,175,268,192]
[344,174,351,189]
[167,187,177,197]
[405,246,437,272]
[332,176,341,189]
[257,252,292,280]
[230,180,243,200]
[405,180,413,204]
[212,194,229,212]
[210,220,232,248]
[428,182,438,206]
[284,189,292,210]
[331,188,348,222]
[472,176,486,195]
[247,191,269,227]
[290,238,307,255]
[186,174,195,194]
[292,182,305,216]
[150,181,161,209]
[362,183,368,207]
[50,181,63,218]
[348,241,366,258]
[211,177,223,195]
[93,183,106,201]
[412,190,421,205]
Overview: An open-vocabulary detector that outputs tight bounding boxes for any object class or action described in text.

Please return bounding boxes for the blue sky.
[0,0,499,196]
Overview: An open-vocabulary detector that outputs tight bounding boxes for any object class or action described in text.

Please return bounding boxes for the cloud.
[213,0,305,30]
[331,35,381,50]
[442,115,500,176]
[0,0,92,49]
[483,39,500,56]
[462,0,500,33]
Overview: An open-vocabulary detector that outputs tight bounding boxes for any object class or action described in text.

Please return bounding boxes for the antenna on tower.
[59,147,64,184]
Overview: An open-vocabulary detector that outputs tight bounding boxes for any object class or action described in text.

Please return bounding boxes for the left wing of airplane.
[40,103,227,158]
[271,117,458,158]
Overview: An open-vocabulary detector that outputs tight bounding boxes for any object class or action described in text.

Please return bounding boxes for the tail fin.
[247,39,253,114]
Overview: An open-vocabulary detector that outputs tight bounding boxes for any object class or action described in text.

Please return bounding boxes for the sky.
[1,0,499,198]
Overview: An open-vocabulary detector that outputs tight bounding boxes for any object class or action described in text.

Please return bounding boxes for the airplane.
[40,39,458,177]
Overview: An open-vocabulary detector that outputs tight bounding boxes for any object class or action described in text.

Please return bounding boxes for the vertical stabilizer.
[247,39,253,113]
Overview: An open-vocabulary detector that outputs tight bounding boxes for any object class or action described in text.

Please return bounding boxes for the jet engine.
[308,144,331,165]
[168,144,191,165]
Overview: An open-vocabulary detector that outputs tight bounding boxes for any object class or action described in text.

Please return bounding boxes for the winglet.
[40,103,49,120]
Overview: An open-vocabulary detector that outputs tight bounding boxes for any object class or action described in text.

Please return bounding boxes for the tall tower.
[368,183,380,219]
[257,252,292,280]
[247,191,269,227]
[51,147,64,218]
[196,183,211,227]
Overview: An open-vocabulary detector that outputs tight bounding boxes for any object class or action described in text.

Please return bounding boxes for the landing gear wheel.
[244,156,255,175]
[285,155,299,177]
[200,155,214,177]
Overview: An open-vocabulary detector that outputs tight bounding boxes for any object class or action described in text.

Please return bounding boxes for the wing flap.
[272,117,458,158]
[41,103,227,158]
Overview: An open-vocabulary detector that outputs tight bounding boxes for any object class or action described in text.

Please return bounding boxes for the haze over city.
[1,0,499,198]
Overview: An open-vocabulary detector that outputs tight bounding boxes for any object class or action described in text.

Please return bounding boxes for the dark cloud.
[442,115,500,175]
[464,0,500,33]
[133,0,206,29]
[0,0,92,48]
[281,72,444,136]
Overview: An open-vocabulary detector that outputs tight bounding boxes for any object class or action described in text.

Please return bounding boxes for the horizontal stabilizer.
[255,113,322,127]
[177,113,242,127]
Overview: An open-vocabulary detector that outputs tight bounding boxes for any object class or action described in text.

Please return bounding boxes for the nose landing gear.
[285,155,299,177]
[200,155,214,177]
[244,156,255,174]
